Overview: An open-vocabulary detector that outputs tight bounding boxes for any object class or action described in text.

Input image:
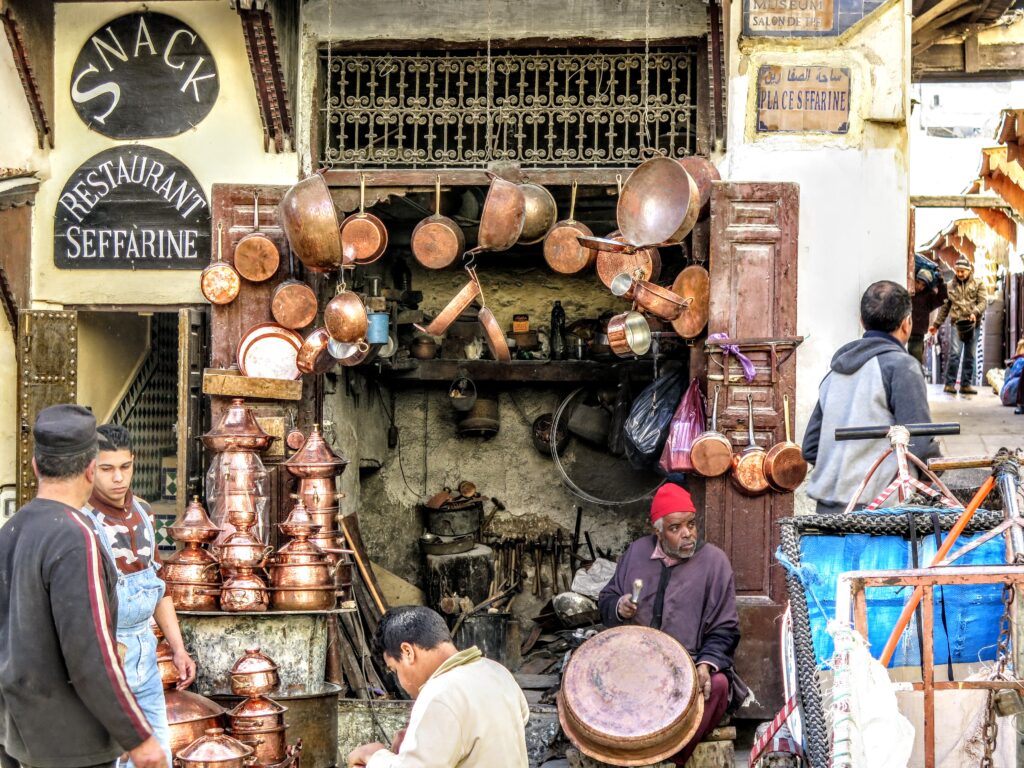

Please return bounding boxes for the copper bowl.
[477,175,526,251]
[283,425,349,479]
[296,327,335,376]
[176,727,255,768]
[269,585,341,611]
[166,691,228,755]
[324,288,368,344]
[166,581,221,612]
[202,399,276,453]
[618,156,700,246]
[606,312,652,357]
[279,175,342,274]
[267,561,335,590]
[230,648,280,696]
[558,626,703,766]
[220,570,270,614]
[517,183,558,244]
[632,280,687,321]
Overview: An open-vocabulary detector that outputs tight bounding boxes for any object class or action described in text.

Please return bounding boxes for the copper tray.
[558,626,702,766]
[670,265,710,339]
[237,323,303,381]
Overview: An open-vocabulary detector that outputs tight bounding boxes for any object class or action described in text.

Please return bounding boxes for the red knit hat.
[650,483,696,524]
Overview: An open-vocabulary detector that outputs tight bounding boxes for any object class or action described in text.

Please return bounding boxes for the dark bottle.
[550,300,567,360]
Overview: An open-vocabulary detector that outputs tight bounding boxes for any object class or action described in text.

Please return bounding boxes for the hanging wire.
[640,0,652,153]
[321,0,334,170]
[485,0,494,161]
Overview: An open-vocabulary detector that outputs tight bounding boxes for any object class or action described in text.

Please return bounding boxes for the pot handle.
[197,588,222,596]
[232,718,261,729]
[321,547,355,556]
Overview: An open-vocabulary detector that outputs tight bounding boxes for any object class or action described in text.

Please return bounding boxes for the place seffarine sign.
[71,12,219,139]
[756,66,851,134]
[54,145,211,270]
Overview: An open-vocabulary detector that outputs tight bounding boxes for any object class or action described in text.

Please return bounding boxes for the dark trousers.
[908,334,925,366]
[670,671,731,766]
[945,328,977,386]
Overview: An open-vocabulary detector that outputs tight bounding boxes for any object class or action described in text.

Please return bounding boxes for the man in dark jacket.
[802,281,938,514]
[0,405,165,768]
[909,267,947,365]
[929,256,988,395]
[598,484,747,766]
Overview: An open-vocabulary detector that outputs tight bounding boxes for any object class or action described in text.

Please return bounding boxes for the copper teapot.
[218,509,273,569]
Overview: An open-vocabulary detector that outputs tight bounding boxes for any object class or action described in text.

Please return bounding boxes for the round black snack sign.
[71,12,219,139]
[54,145,211,270]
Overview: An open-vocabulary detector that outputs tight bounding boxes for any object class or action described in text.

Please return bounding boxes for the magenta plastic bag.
[658,380,705,474]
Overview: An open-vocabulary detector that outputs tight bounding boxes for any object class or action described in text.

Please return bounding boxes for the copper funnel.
[169,497,221,544]
[202,398,276,453]
[283,425,349,478]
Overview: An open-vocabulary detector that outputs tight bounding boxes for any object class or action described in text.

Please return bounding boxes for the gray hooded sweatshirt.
[802,332,938,508]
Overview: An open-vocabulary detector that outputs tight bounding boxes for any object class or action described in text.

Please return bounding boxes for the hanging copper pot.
[176,727,254,768]
[201,224,241,306]
[731,394,769,496]
[234,192,281,283]
[544,180,596,274]
[518,182,558,244]
[279,174,342,274]
[283,425,349,479]
[632,280,687,321]
[166,581,221,612]
[763,395,808,493]
[670,265,710,339]
[689,385,733,478]
[202,399,275,453]
[340,174,388,265]
[677,156,720,220]
[617,156,700,246]
[606,312,652,357]
[476,173,526,252]
[220,567,269,613]
[595,232,661,293]
[236,323,303,381]
[166,693,227,756]
[230,649,280,697]
[296,328,335,376]
[324,278,368,344]
[271,250,318,330]
[412,176,464,269]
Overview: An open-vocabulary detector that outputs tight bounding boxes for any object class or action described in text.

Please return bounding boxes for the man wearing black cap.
[0,405,166,768]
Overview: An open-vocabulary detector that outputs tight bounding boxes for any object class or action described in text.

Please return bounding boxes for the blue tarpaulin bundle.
[798,509,1006,668]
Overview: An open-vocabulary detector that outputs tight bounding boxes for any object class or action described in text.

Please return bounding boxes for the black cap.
[33,404,98,457]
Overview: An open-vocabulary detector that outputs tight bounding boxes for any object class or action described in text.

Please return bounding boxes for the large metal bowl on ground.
[557,626,703,766]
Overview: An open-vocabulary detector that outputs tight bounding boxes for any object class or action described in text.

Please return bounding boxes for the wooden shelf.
[203,368,303,401]
[372,358,652,384]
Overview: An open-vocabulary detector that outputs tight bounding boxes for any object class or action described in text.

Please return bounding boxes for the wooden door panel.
[704,180,799,718]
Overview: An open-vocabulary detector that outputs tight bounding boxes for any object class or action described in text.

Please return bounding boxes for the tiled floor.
[928,383,1023,458]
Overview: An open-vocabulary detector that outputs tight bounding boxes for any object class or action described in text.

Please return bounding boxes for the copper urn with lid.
[175,727,254,768]
[202,399,275,453]
[169,497,221,544]
[227,696,289,765]
[229,648,280,697]
[282,425,348,478]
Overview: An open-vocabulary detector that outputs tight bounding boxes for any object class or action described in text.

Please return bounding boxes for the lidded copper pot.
[219,567,269,613]
[228,696,289,766]
[176,727,254,768]
[202,399,275,454]
[283,424,348,478]
[230,648,280,697]
[164,498,222,587]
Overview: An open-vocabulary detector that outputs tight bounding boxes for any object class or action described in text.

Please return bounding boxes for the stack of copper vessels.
[163,497,222,612]
[267,498,353,610]
[153,625,228,757]
[203,398,275,544]
[218,508,272,612]
[282,425,353,596]
[226,649,301,768]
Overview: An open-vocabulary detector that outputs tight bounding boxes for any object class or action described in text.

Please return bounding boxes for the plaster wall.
[33,1,298,308]
[76,311,150,422]
[724,0,912,480]
[0,34,48,175]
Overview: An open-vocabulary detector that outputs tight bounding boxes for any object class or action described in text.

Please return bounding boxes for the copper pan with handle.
[323,273,368,344]
[689,385,733,477]
[731,394,769,496]
[271,249,318,330]
[201,224,241,305]
[279,174,342,273]
[476,173,525,252]
[411,176,464,269]
[473,270,511,362]
[234,192,281,282]
[414,271,481,336]
[763,395,808,493]
[340,174,388,265]
[544,180,596,274]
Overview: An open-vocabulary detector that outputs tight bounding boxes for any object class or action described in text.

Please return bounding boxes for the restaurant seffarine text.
[63,226,201,261]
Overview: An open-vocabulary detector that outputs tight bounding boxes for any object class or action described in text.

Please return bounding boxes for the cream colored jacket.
[367,647,530,768]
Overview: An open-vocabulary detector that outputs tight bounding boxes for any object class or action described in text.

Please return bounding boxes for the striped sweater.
[0,499,152,767]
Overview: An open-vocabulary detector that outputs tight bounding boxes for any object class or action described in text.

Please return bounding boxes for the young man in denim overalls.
[83,425,196,766]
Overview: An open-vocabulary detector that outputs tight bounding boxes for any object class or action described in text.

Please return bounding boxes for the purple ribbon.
[708,333,757,382]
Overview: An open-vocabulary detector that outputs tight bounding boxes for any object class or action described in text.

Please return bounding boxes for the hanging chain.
[640,0,651,152]
[980,582,1015,767]
[321,0,334,169]
[485,0,494,161]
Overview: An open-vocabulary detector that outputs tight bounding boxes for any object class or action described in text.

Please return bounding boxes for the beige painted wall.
[0,311,16,488]
[77,311,151,422]
[33,1,298,307]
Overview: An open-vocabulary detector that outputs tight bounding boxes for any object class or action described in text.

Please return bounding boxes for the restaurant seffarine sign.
[53,146,211,270]
[756,66,851,134]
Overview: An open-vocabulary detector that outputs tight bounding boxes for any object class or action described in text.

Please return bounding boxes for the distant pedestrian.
[909,267,947,366]
[0,405,165,768]
[929,256,988,395]
[803,281,938,514]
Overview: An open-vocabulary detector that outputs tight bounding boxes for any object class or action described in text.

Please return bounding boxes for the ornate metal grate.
[319,47,699,168]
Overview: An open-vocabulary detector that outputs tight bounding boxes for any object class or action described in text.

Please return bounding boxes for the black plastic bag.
[623,367,686,470]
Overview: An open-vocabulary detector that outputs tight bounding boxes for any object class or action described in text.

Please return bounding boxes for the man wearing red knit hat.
[598,483,748,766]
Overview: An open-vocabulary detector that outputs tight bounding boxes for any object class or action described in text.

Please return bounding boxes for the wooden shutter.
[704,181,799,718]
[17,310,78,505]
[176,307,207,516]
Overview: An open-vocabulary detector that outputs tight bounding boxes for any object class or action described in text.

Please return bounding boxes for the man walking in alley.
[909,267,947,366]
[803,281,939,514]
[0,405,165,768]
[929,256,988,395]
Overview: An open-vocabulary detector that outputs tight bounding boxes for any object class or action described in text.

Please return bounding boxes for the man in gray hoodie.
[802,281,939,514]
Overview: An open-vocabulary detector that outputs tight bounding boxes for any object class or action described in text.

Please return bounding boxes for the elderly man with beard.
[598,483,747,767]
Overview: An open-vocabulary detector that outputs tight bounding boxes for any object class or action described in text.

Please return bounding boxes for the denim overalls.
[84,501,171,767]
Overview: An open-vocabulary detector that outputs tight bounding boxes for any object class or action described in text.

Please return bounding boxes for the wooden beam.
[911,194,1010,208]
[913,0,966,33]
[915,41,1024,77]
[964,29,980,73]
[912,5,982,55]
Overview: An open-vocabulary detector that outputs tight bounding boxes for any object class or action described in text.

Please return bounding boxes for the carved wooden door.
[704,181,799,718]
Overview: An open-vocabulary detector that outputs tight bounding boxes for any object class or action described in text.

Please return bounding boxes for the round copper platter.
[670,265,710,339]
[557,626,702,766]
[237,323,303,380]
[595,234,661,292]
